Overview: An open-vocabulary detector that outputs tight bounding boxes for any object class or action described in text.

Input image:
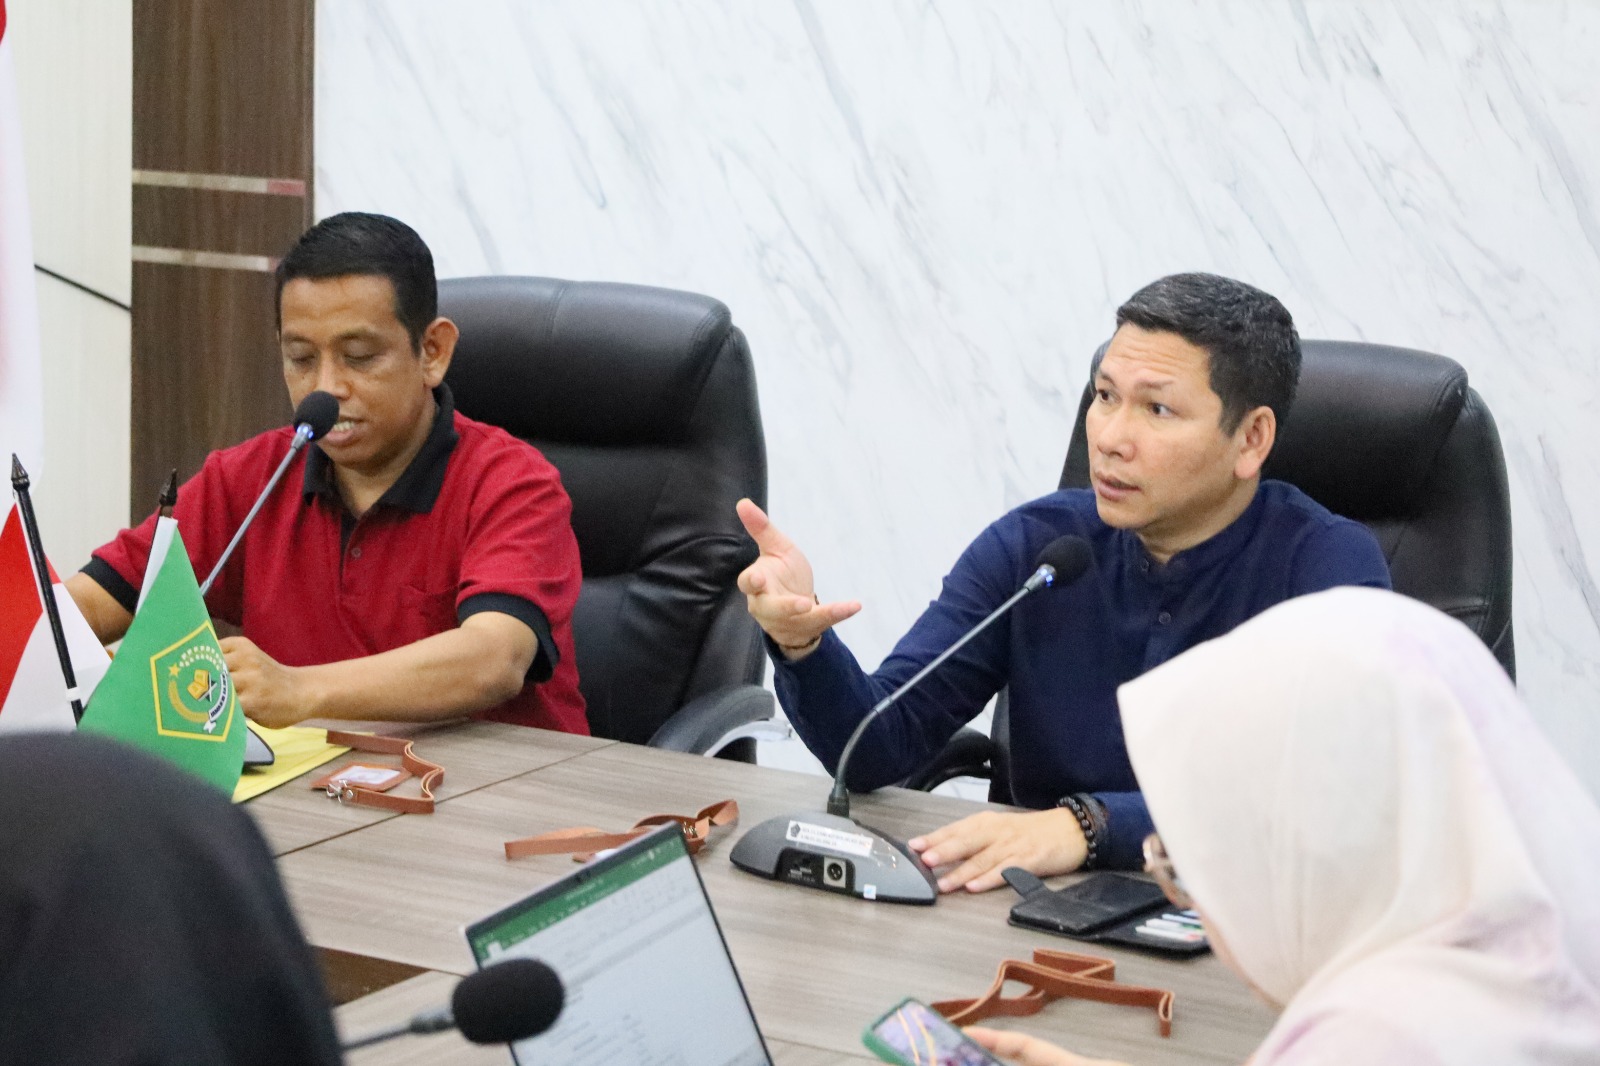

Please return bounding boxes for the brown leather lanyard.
[934,949,1174,1037]
[321,731,444,814]
[503,799,740,862]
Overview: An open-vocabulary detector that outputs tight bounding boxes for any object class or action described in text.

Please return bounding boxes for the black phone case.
[1008,872,1167,936]
[1006,872,1210,958]
[1089,913,1211,958]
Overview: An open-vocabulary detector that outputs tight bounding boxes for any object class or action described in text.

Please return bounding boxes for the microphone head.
[1035,535,1093,586]
[292,391,340,441]
[452,958,565,1045]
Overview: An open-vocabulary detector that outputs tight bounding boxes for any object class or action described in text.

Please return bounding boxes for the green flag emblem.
[152,626,236,739]
[81,523,244,793]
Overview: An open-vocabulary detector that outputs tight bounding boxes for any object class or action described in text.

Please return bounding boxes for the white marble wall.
[317,1,1600,796]
[10,0,132,571]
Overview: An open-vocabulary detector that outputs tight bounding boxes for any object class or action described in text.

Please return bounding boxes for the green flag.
[81,522,244,793]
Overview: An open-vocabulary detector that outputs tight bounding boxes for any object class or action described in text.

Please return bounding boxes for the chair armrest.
[902,727,997,792]
[647,685,780,757]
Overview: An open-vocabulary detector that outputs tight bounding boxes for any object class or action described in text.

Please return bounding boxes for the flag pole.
[10,455,85,723]
[157,468,177,519]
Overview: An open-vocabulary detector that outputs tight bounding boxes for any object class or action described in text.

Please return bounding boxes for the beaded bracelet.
[1058,793,1107,870]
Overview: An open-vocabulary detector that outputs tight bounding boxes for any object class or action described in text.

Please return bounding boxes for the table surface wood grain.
[248,718,612,856]
[253,724,1276,1065]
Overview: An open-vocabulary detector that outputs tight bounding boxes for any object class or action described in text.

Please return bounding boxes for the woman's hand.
[964,1026,1134,1066]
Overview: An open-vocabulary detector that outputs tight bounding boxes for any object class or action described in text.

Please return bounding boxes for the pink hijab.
[1120,587,1600,1064]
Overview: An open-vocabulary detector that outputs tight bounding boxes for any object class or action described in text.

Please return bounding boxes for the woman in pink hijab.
[970,587,1600,1065]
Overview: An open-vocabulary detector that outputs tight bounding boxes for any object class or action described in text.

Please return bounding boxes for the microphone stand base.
[729,811,937,904]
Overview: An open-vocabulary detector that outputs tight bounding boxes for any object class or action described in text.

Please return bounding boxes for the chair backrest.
[439,277,768,743]
[1060,339,1516,676]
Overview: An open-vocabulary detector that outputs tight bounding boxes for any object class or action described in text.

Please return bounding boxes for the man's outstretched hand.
[735,499,861,660]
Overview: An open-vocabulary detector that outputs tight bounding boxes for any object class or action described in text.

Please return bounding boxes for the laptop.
[464,822,773,1066]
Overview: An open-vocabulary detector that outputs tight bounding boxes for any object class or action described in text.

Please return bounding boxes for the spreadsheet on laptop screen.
[466,826,771,1066]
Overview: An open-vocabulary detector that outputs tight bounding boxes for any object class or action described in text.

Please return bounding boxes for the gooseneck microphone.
[826,534,1093,819]
[730,535,1093,903]
[340,958,565,1052]
[198,391,338,596]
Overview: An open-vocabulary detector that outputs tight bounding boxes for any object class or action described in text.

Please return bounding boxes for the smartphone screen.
[863,998,1004,1066]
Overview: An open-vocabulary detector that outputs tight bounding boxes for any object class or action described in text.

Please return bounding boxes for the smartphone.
[863,997,1005,1066]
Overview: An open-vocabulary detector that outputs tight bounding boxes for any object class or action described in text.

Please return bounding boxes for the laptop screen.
[465,823,772,1066]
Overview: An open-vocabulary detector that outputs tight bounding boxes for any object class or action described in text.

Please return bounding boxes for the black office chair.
[439,276,778,760]
[911,339,1515,800]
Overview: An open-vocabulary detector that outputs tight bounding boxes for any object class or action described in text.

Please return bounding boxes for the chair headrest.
[1264,340,1467,519]
[439,276,737,446]
[1068,339,1469,520]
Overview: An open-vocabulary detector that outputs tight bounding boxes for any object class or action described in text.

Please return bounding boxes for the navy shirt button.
[1141,559,1151,573]
[1157,610,1171,625]
[350,546,362,559]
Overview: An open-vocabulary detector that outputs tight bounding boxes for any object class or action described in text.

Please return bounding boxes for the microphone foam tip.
[293,391,341,441]
[453,958,565,1045]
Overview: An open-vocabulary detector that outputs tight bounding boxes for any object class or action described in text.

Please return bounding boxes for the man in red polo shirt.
[67,213,587,734]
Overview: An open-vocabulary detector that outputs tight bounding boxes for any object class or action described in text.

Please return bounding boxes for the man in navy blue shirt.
[736,272,1391,893]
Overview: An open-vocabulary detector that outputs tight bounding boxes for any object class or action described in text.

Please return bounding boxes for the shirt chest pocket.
[393,582,460,642]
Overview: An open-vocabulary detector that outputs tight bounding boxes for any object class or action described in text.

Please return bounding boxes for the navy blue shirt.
[773,480,1391,869]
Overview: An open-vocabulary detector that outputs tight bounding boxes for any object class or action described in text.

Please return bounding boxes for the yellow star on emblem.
[169,664,181,677]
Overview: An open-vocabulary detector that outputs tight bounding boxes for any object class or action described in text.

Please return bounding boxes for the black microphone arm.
[198,391,339,597]
[827,575,1047,818]
[729,535,1091,904]
[339,958,564,1052]
[339,1006,454,1053]
[825,536,1089,818]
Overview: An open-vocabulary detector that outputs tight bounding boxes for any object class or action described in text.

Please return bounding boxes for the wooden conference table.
[247,721,1276,1065]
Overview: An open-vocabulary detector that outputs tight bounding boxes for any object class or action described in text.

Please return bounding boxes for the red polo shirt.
[85,386,587,734]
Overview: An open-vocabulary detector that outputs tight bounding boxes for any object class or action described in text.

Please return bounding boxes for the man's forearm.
[775,631,949,791]
[774,533,1014,791]
[65,572,132,646]
[295,616,533,724]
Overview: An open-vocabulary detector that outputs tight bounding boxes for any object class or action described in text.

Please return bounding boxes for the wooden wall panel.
[130,0,313,521]
[128,263,290,512]
[132,0,312,177]
[133,186,311,261]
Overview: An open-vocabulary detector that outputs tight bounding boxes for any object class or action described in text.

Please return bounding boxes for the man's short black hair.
[274,212,437,349]
[1113,272,1301,433]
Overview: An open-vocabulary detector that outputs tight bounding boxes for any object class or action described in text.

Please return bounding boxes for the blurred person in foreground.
[738,273,1389,890]
[967,586,1600,1065]
[0,732,341,1064]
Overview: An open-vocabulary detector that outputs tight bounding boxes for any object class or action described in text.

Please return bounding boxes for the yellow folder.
[233,724,351,804]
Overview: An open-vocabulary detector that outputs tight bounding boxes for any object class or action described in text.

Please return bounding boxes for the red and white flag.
[0,504,109,733]
[0,0,45,474]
